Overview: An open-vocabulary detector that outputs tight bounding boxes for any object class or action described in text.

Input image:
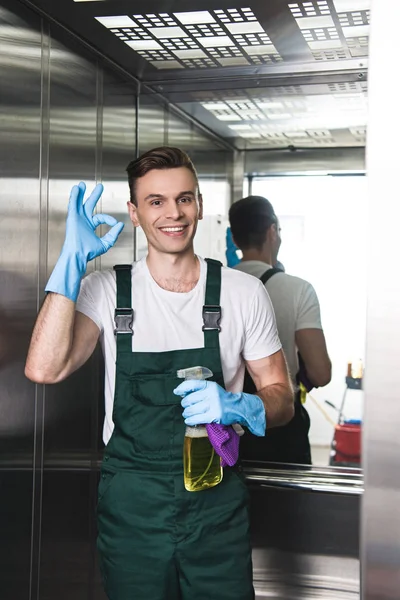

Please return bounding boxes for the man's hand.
[226,227,241,268]
[174,379,266,437]
[45,182,124,302]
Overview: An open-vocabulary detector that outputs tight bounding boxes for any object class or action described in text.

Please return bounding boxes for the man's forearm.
[258,382,294,428]
[25,293,75,383]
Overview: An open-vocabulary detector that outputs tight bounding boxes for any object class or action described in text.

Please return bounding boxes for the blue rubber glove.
[226,227,241,268]
[45,182,124,302]
[174,380,266,437]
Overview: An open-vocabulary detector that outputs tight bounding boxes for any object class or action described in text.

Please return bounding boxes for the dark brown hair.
[229,195,278,250]
[126,146,200,206]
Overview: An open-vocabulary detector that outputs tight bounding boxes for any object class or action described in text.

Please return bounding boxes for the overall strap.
[260,267,282,285]
[113,264,133,355]
[203,259,222,349]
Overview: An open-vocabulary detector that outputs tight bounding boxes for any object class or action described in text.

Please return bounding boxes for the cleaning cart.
[326,372,362,467]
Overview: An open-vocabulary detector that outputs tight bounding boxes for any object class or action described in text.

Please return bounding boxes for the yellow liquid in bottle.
[184,427,223,492]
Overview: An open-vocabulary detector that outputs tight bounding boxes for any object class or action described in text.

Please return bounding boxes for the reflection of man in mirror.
[228,195,332,465]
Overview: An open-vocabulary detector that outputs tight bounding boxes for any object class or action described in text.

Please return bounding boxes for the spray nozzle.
[177,366,213,380]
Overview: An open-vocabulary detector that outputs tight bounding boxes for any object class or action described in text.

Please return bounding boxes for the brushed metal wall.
[0,2,234,598]
[0,4,42,599]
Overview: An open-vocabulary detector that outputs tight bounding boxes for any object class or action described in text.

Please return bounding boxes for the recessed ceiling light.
[174,11,216,25]
[149,26,186,39]
[242,44,278,55]
[228,124,253,130]
[201,102,227,110]
[332,0,370,11]
[295,15,335,29]
[225,22,264,35]
[215,114,242,121]
[150,60,184,69]
[95,16,137,29]
[125,39,163,50]
[342,24,369,37]
[217,57,250,66]
[308,39,343,49]
[284,131,309,138]
[240,132,262,138]
[173,49,207,59]
[198,36,235,48]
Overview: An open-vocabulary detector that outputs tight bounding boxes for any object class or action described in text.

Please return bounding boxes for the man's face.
[269,219,282,258]
[275,219,282,253]
[128,167,203,256]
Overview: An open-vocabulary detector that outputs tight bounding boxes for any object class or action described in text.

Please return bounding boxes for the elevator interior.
[0,0,369,598]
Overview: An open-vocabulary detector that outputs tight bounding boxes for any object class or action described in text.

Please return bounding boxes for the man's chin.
[150,240,195,255]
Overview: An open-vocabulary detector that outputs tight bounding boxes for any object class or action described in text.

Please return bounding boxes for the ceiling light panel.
[333,0,370,11]
[289,0,370,61]
[308,39,343,50]
[296,15,334,29]
[95,7,282,70]
[228,124,253,130]
[95,16,137,28]
[225,22,264,34]
[200,90,367,144]
[198,35,234,48]
[174,11,216,25]
[125,39,162,51]
[217,57,250,66]
[284,131,309,138]
[337,10,370,27]
[312,48,349,60]
[149,26,186,39]
[289,2,331,19]
[341,24,369,37]
[334,0,370,57]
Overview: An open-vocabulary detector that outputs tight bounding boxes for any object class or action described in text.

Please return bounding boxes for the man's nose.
[165,200,184,220]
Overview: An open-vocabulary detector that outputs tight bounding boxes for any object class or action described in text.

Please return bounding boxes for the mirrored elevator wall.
[0,2,233,599]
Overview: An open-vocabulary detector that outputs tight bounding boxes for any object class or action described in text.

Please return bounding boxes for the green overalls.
[97,259,254,600]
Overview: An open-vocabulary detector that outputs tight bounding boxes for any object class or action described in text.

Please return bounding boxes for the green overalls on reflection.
[97,259,254,600]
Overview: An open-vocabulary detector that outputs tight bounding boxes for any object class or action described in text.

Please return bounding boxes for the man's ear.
[269,223,278,241]
[198,194,203,221]
[127,200,140,227]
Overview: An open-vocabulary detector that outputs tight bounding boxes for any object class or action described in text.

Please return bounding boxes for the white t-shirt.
[76,256,281,444]
[234,261,322,385]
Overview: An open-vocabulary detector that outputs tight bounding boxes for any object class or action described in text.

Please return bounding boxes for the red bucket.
[333,422,361,465]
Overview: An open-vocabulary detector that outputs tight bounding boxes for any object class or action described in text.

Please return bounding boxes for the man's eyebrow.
[144,193,165,201]
[143,191,196,201]
[177,191,196,197]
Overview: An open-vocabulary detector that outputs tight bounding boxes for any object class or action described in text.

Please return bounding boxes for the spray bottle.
[177,366,223,492]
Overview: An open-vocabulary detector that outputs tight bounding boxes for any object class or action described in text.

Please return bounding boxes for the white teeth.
[161,227,185,232]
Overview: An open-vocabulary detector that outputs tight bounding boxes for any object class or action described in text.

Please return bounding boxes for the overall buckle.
[114,308,133,335]
[202,305,221,332]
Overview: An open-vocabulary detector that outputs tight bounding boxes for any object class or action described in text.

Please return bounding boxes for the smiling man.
[25,147,293,600]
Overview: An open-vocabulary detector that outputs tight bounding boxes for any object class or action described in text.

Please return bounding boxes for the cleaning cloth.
[206,423,240,467]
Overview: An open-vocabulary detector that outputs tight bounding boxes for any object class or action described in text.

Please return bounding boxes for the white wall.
[252,175,367,446]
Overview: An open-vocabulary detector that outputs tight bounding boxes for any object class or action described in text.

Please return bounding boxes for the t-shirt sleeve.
[75,274,104,332]
[296,283,323,331]
[242,280,282,361]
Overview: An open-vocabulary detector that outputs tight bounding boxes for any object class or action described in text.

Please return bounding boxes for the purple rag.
[206,424,240,467]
